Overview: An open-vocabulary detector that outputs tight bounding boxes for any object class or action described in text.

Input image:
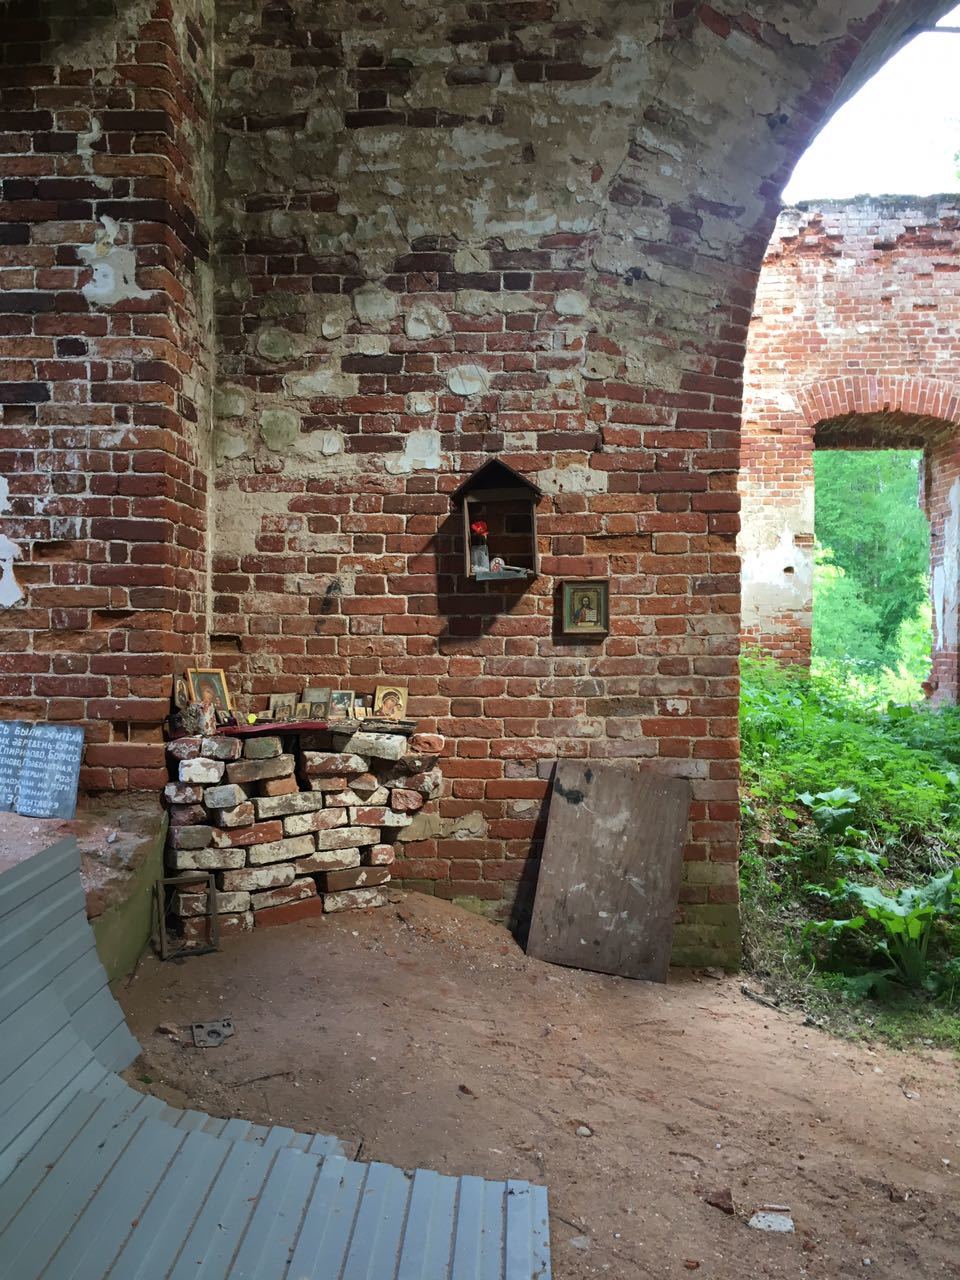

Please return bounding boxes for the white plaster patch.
[214,428,250,465]
[556,289,590,317]
[446,365,490,397]
[284,367,360,398]
[259,408,302,452]
[352,283,398,328]
[406,392,435,416]
[353,334,390,356]
[457,289,545,316]
[79,217,152,307]
[77,116,102,159]
[0,533,23,608]
[385,429,442,475]
[539,462,607,496]
[775,389,799,412]
[214,386,247,418]
[404,299,449,340]
[0,476,10,515]
[740,521,813,629]
[454,248,490,273]
[256,327,307,362]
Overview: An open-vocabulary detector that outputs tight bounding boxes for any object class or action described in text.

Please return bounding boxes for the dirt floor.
[120,892,960,1280]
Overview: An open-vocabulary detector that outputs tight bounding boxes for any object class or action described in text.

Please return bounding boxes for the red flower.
[470,520,488,538]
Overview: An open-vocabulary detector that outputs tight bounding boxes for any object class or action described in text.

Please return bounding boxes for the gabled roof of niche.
[450,459,543,504]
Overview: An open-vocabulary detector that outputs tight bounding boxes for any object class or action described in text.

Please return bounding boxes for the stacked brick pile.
[164,729,443,939]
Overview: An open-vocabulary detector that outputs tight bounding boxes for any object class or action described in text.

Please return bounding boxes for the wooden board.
[526,762,692,982]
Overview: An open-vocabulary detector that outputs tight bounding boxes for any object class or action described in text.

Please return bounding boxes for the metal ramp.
[0,840,551,1279]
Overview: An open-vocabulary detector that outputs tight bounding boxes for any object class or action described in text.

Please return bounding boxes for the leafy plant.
[806,868,960,989]
[797,787,860,836]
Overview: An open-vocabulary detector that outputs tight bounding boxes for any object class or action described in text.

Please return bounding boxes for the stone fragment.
[169,847,245,871]
[555,289,590,316]
[216,801,256,829]
[367,844,396,866]
[251,878,317,911]
[446,365,489,397]
[283,808,348,837]
[404,299,448,339]
[202,783,248,810]
[261,775,299,796]
[173,889,251,916]
[182,911,253,943]
[378,754,437,783]
[322,888,386,913]
[167,824,214,850]
[349,772,381,797]
[351,807,412,828]
[292,848,361,874]
[391,789,425,813]
[301,752,367,776]
[315,826,379,851]
[210,819,283,849]
[409,732,445,755]
[244,735,283,760]
[227,753,295,785]
[200,736,242,761]
[353,282,398,326]
[316,866,391,892]
[331,732,407,761]
[168,804,207,827]
[247,834,317,866]
[220,863,295,892]
[179,757,225,785]
[166,737,201,761]
[254,897,326,928]
[322,790,364,807]
[407,767,443,799]
[254,790,326,820]
[164,781,203,805]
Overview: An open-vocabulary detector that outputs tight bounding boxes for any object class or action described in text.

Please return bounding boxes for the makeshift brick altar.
[163,726,443,941]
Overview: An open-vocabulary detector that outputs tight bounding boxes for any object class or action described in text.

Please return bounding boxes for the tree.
[814,450,929,668]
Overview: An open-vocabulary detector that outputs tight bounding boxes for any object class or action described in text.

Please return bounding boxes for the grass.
[739,652,960,1051]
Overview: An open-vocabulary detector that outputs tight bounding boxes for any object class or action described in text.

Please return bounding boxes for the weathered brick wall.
[3,2,955,964]
[741,197,960,699]
[0,0,215,791]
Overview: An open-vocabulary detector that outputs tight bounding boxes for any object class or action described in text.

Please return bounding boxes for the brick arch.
[797,376,960,439]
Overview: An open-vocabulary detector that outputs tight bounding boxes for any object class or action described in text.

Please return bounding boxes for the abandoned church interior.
[2,2,960,1277]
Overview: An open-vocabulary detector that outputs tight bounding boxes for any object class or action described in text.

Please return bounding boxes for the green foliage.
[812,551,887,670]
[814,450,930,665]
[740,651,960,1043]
[807,868,960,989]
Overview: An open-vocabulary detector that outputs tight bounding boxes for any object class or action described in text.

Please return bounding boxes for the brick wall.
[0,0,215,791]
[2,2,953,965]
[741,197,960,699]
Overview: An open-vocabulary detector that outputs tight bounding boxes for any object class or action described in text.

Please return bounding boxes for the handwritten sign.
[0,721,85,819]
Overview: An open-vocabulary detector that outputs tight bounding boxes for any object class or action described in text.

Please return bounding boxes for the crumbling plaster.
[210,1,951,568]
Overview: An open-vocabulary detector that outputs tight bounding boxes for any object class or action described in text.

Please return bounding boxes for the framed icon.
[561,580,609,636]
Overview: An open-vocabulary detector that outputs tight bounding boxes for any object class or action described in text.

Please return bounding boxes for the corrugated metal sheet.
[0,839,551,1279]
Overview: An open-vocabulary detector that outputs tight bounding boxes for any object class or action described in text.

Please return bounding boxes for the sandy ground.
[0,794,161,916]
[120,893,960,1280]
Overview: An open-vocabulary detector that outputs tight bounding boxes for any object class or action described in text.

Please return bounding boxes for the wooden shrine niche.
[452,460,541,583]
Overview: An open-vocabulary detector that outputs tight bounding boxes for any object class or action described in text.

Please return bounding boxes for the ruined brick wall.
[741,197,960,698]
[3,1,955,964]
[0,0,215,791]
[206,2,947,960]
